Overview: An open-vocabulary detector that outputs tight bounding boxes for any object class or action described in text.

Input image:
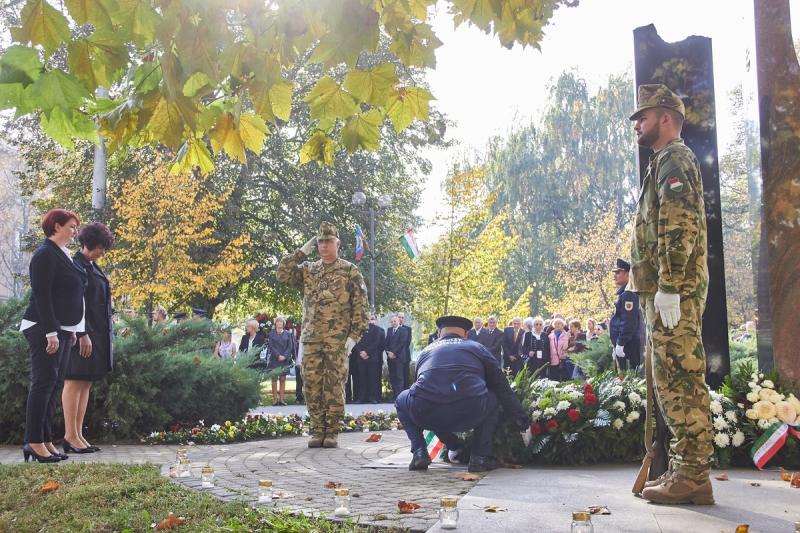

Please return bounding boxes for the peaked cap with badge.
[629,84,685,121]
[316,221,339,241]
[611,257,631,273]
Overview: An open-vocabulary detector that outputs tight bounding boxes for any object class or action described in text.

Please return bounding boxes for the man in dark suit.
[609,258,642,370]
[354,314,386,403]
[427,329,439,345]
[502,316,525,376]
[467,316,486,344]
[385,314,411,400]
[482,315,504,367]
[397,311,413,389]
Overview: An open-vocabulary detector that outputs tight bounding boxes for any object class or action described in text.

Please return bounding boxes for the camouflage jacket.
[276,250,369,344]
[630,138,709,298]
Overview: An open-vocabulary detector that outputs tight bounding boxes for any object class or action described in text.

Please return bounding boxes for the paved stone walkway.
[0,431,476,532]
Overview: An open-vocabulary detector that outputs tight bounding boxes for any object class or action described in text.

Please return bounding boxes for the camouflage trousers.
[643,294,713,481]
[301,340,348,437]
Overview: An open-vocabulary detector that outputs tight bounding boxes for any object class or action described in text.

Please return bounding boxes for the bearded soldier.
[629,84,714,505]
[277,222,369,448]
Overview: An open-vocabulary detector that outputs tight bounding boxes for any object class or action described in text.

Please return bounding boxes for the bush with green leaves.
[0,297,262,443]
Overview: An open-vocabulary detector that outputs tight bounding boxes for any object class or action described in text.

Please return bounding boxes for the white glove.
[614,344,626,358]
[300,236,317,255]
[654,291,681,329]
[520,427,532,447]
[345,337,356,355]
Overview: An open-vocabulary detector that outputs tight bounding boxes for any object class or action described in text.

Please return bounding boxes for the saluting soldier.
[609,258,642,370]
[629,84,714,505]
[277,222,369,448]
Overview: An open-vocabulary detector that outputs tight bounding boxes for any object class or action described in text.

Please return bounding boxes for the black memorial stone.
[632,24,730,389]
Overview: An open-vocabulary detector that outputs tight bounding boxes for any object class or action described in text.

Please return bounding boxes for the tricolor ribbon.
[751,422,800,469]
[424,430,444,461]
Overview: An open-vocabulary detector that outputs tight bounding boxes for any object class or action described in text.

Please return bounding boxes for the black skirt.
[65,329,112,381]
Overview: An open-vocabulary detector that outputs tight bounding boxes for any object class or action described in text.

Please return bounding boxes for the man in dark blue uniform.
[609,258,642,370]
[353,314,385,404]
[395,315,530,473]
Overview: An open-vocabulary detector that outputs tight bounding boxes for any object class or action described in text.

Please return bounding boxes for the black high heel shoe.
[63,440,94,454]
[87,445,101,452]
[23,444,61,463]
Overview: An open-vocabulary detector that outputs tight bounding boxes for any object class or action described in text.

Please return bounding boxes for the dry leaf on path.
[457,473,481,481]
[780,468,791,482]
[480,505,508,513]
[586,505,610,515]
[398,500,421,513]
[39,481,61,493]
[155,513,186,531]
[750,482,761,487]
[366,434,382,442]
[714,473,729,481]
[325,481,340,489]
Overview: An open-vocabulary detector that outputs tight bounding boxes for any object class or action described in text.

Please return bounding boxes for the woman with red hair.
[20,209,87,462]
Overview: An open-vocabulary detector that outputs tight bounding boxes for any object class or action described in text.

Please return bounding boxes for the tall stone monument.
[632,24,730,389]
[753,0,800,381]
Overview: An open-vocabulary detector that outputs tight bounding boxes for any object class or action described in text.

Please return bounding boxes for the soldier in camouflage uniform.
[628,84,714,505]
[276,222,369,448]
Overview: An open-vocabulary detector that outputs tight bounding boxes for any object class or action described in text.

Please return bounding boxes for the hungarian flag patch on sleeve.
[667,176,683,193]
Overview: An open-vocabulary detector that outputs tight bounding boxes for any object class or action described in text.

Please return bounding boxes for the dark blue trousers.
[24,328,71,443]
[395,389,499,457]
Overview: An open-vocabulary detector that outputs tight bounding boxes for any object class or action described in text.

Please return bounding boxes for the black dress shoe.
[63,440,94,454]
[88,445,101,452]
[409,448,432,471]
[23,444,61,463]
[467,455,497,473]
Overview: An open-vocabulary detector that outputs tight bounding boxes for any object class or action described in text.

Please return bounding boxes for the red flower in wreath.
[530,423,542,435]
[567,408,581,422]
[584,392,597,405]
[583,383,594,394]
[545,419,558,432]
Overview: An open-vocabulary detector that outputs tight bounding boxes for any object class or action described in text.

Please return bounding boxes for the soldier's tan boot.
[322,433,338,448]
[308,434,325,448]
[643,468,672,490]
[641,473,714,505]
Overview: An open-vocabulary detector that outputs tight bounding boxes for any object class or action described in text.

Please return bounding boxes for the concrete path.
[2,429,798,532]
[250,403,397,418]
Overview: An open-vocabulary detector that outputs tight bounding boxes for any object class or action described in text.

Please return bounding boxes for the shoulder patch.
[624,301,634,311]
[667,176,683,192]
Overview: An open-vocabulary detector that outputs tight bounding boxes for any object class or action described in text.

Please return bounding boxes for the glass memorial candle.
[333,488,350,516]
[176,447,188,463]
[258,479,273,502]
[178,458,191,477]
[200,466,215,488]
[570,511,594,533]
[438,496,459,529]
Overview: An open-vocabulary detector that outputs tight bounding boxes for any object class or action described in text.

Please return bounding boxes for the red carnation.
[545,419,558,432]
[583,383,594,394]
[567,408,580,422]
[584,392,597,405]
[530,423,542,435]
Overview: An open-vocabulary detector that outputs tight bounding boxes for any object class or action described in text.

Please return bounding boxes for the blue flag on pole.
[355,224,364,261]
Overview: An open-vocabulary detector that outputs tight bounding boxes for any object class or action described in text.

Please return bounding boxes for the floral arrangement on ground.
[144,411,401,445]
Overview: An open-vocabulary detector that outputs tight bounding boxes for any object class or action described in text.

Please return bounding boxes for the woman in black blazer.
[522,316,550,377]
[21,209,87,463]
[62,222,115,454]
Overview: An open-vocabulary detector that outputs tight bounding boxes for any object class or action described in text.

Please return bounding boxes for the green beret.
[629,84,685,120]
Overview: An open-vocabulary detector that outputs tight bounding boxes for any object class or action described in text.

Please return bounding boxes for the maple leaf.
[343,63,399,107]
[714,473,729,481]
[11,0,71,58]
[299,131,335,166]
[398,500,421,513]
[304,76,359,130]
[112,0,161,48]
[29,70,90,116]
[0,45,43,87]
[155,512,187,531]
[40,106,97,149]
[64,0,115,29]
[67,31,130,91]
[365,433,382,442]
[170,138,214,176]
[341,110,383,153]
[39,480,61,493]
[147,93,196,149]
[386,86,432,133]
[325,481,341,489]
[389,23,441,68]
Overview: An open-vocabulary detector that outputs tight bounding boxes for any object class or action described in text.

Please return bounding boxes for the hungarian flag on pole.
[400,229,420,260]
[354,224,364,261]
[424,430,444,461]
[751,422,800,469]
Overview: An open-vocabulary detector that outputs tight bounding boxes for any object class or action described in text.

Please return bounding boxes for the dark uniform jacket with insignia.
[610,287,640,349]
[411,334,528,428]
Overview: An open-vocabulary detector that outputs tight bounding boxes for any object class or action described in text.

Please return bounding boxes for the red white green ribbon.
[424,430,444,461]
[751,422,800,469]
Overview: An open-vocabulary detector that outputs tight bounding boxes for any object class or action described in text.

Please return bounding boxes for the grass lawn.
[0,463,393,532]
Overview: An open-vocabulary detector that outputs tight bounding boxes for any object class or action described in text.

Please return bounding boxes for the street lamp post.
[352,191,391,310]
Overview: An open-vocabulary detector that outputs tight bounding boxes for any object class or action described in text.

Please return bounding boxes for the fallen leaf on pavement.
[714,473,729,481]
[325,481,340,489]
[780,468,791,482]
[398,500,421,513]
[586,505,610,515]
[457,473,481,481]
[481,505,507,513]
[39,481,61,493]
[750,482,761,487]
[366,434,382,442]
[155,513,186,530]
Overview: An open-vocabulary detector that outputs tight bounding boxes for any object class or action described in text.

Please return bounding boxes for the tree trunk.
[754,0,800,381]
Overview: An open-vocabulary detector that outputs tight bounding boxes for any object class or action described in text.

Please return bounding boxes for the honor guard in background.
[277,222,369,449]
[395,315,529,473]
[609,258,642,370]
[629,84,714,505]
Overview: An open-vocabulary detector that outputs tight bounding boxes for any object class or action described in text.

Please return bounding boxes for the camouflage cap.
[316,221,339,241]
[629,84,685,120]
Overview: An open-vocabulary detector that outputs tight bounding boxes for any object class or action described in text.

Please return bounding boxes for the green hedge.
[0,297,262,443]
